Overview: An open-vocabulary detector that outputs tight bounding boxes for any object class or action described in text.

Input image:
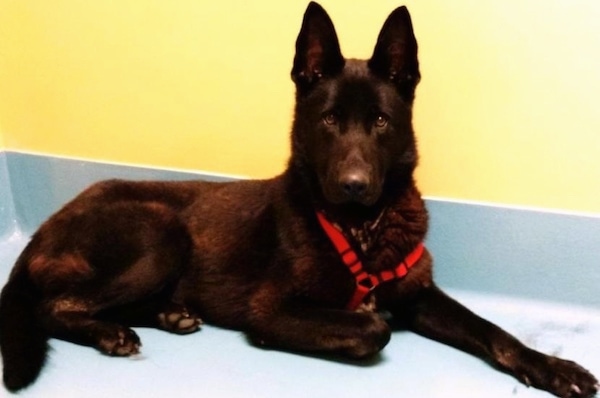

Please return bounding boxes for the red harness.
[316,211,425,310]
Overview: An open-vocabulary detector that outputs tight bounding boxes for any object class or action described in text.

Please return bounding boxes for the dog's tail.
[0,256,49,392]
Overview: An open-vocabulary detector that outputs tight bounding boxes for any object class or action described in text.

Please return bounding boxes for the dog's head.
[290,2,420,208]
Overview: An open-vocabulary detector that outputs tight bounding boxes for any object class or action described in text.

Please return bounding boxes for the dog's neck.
[323,207,387,254]
[284,166,427,261]
[318,184,428,272]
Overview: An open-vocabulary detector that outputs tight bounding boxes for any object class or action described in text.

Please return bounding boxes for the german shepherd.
[1,3,597,396]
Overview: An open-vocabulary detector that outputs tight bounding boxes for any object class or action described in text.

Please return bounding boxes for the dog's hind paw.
[98,327,141,356]
[158,305,202,334]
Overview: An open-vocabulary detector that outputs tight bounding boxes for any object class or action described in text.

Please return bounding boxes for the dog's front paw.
[343,313,391,359]
[518,351,598,398]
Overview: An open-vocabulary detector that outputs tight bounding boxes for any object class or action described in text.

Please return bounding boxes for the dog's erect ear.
[291,2,345,92]
[368,6,420,101]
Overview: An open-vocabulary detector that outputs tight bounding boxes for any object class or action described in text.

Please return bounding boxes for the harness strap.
[316,211,425,310]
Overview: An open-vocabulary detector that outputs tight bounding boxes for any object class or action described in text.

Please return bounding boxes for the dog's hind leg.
[97,295,202,335]
[32,202,198,355]
[37,253,183,356]
[41,296,142,356]
[39,267,200,355]
[43,295,201,356]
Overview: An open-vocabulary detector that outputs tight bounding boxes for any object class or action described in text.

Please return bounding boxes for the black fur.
[1,3,597,397]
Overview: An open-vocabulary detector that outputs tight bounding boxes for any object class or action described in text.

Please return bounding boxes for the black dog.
[1,3,597,396]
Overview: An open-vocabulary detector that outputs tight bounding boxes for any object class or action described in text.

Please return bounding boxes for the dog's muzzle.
[339,170,370,201]
[323,169,381,206]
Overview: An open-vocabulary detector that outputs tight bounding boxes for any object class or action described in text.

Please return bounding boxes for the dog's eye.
[374,114,388,128]
[322,112,338,126]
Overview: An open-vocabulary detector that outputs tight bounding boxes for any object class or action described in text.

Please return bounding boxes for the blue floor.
[2,232,599,398]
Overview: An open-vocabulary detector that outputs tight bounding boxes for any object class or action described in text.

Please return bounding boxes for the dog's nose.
[340,173,369,199]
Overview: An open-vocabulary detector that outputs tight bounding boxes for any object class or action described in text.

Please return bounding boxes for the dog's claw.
[569,383,582,395]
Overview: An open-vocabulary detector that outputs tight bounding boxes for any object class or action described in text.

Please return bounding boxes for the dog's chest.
[331,205,426,272]
[346,212,385,254]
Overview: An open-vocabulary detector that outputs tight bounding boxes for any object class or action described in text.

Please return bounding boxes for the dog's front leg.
[393,284,598,398]
[245,285,391,359]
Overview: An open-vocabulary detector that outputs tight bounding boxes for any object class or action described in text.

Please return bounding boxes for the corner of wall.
[0,151,18,239]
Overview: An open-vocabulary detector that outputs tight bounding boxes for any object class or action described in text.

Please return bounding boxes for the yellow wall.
[1,1,599,213]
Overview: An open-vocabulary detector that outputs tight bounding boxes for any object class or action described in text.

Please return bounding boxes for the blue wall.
[427,200,600,307]
[3,151,600,307]
[5,152,231,233]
